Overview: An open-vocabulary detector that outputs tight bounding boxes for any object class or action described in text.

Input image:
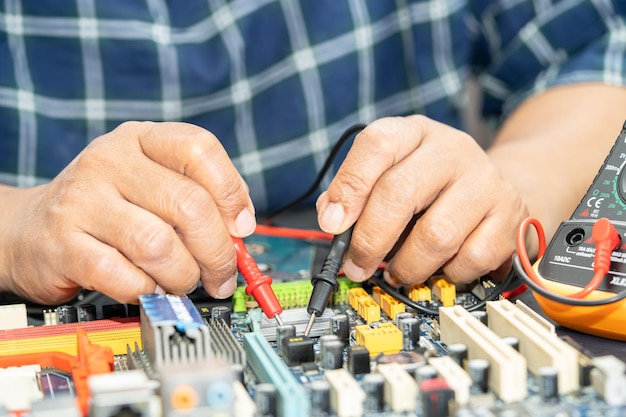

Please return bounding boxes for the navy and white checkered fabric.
[1,0,624,212]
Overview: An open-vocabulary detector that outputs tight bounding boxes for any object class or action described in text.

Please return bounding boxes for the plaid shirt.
[1,0,625,213]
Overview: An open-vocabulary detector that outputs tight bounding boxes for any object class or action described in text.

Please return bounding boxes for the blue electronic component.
[139,294,205,332]
[138,294,211,367]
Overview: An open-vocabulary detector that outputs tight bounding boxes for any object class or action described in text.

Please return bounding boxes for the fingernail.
[154,284,166,295]
[319,202,345,233]
[343,258,366,282]
[216,272,238,299]
[235,208,256,237]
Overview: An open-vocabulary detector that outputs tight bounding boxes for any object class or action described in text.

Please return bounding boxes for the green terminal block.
[232,278,360,313]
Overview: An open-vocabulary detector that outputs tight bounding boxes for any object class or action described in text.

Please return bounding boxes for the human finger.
[440,200,522,283]
[81,190,202,296]
[119,121,256,238]
[339,140,450,281]
[64,232,159,304]
[317,116,430,234]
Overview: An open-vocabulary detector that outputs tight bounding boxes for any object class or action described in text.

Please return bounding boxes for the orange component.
[0,328,114,417]
[170,384,199,410]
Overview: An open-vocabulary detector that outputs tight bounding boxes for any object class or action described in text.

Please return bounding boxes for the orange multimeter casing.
[533,121,626,341]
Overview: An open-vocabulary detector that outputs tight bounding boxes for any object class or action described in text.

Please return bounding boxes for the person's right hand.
[0,121,255,305]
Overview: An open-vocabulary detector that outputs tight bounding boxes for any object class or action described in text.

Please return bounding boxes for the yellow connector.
[372,287,405,320]
[355,322,402,356]
[348,288,381,324]
[408,284,431,302]
[432,278,456,307]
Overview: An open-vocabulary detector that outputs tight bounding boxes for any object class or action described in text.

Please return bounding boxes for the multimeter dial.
[618,160,626,203]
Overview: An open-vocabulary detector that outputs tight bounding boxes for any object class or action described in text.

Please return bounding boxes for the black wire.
[512,254,626,306]
[367,266,517,316]
[265,123,367,223]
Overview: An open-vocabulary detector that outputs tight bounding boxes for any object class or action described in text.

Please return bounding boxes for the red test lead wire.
[517,217,620,299]
[232,237,284,325]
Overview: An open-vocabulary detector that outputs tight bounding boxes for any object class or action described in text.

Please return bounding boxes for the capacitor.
[347,345,370,375]
[102,303,126,319]
[538,366,559,403]
[255,383,277,417]
[126,303,140,317]
[308,380,331,417]
[56,305,78,324]
[362,373,385,412]
[77,303,97,322]
[502,336,520,352]
[395,312,414,322]
[330,314,350,343]
[319,334,340,359]
[398,317,420,351]
[471,310,488,326]
[447,343,468,367]
[416,364,438,384]
[321,340,344,370]
[276,324,296,358]
[420,378,455,417]
[231,364,245,385]
[211,305,231,327]
[468,358,490,394]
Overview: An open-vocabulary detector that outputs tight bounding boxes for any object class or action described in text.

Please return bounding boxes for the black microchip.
[347,344,370,375]
[283,336,315,366]
[301,361,319,374]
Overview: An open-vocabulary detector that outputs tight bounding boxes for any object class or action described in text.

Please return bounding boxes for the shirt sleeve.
[472,0,626,121]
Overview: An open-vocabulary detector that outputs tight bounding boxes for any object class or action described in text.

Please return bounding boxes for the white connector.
[487,299,579,394]
[0,304,27,330]
[0,364,43,411]
[428,356,471,405]
[376,362,419,412]
[439,305,527,403]
[233,381,256,417]
[591,355,626,406]
[325,368,365,417]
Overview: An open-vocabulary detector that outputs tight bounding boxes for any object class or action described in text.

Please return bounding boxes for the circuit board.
[1,235,625,417]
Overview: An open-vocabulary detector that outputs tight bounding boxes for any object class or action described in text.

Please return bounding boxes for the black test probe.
[303,227,353,336]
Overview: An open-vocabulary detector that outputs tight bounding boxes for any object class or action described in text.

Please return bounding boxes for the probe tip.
[303,314,316,337]
[274,314,285,326]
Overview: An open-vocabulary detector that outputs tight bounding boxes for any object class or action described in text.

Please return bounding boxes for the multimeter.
[533,120,626,341]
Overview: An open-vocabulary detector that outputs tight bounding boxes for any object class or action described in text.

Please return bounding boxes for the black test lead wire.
[303,227,353,336]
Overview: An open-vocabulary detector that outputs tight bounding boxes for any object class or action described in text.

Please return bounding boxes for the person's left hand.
[316,115,528,286]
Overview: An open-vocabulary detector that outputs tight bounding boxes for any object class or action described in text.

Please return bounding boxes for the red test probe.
[232,237,285,325]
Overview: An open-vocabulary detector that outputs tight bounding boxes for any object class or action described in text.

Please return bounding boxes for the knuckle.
[333,170,371,203]
[181,126,221,160]
[377,173,416,206]
[357,119,399,156]
[172,183,213,225]
[461,244,501,276]
[131,221,177,265]
[116,120,144,132]
[80,252,115,290]
[418,218,463,257]
[212,175,249,213]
